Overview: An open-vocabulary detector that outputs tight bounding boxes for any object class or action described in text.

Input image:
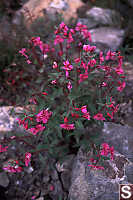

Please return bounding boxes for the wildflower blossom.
[36,109,52,124]
[29,97,37,104]
[93,113,105,121]
[28,124,45,135]
[0,145,8,152]
[117,81,126,92]
[115,66,124,75]
[3,159,22,173]
[100,143,110,156]
[75,22,87,32]
[53,61,58,69]
[82,112,90,120]
[54,35,64,45]
[109,146,114,160]
[88,58,96,67]
[88,165,104,170]
[19,48,28,59]
[51,80,57,84]
[25,152,31,167]
[83,45,96,52]
[60,123,75,130]
[67,81,72,91]
[105,50,116,60]
[79,73,88,83]
[62,60,73,78]
[99,51,104,64]
[71,112,80,118]
[81,105,87,113]
[74,57,80,63]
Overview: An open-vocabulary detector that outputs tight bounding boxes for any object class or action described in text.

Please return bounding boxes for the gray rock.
[0,172,9,188]
[125,163,133,184]
[68,146,132,200]
[89,27,125,53]
[101,122,133,162]
[77,18,100,30]
[50,0,69,11]
[86,7,122,27]
[128,0,133,8]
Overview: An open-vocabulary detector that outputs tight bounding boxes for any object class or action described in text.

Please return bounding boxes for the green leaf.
[39,153,47,165]
[36,144,49,151]
[75,120,84,129]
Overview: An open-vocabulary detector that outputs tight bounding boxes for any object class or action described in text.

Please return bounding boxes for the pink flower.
[81,29,92,41]
[0,145,8,152]
[89,158,96,164]
[71,112,80,119]
[83,44,91,52]
[62,60,73,78]
[60,123,75,130]
[3,165,22,173]
[36,109,52,124]
[29,97,37,104]
[23,121,29,130]
[54,35,64,45]
[31,196,36,200]
[81,105,87,113]
[59,22,68,32]
[25,152,31,167]
[16,118,24,126]
[88,165,104,170]
[28,124,45,135]
[75,23,87,32]
[51,80,57,84]
[19,48,28,59]
[115,67,124,75]
[100,143,114,161]
[36,124,46,131]
[53,61,58,69]
[105,50,116,60]
[42,92,48,96]
[100,143,110,156]
[74,57,80,63]
[62,60,73,71]
[117,81,126,92]
[79,73,88,83]
[109,146,114,160]
[58,50,63,57]
[99,51,104,64]
[82,112,90,120]
[28,127,38,135]
[49,185,55,191]
[88,59,96,67]
[67,81,72,91]
[93,113,105,121]
[107,112,113,119]
[67,32,74,43]
[27,59,32,64]
[101,82,107,87]
[70,28,75,34]
[3,159,22,173]
[83,45,96,52]
[30,37,44,52]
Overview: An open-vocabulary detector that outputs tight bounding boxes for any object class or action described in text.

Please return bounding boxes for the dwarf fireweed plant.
[1,22,126,172]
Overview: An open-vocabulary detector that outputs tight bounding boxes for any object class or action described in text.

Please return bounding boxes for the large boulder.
[19,0,85,27]
[89,27,125,53]
[68,146,132,200]
[86,7,122,28]
[77,6,125,53]
[101,122,133,162]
